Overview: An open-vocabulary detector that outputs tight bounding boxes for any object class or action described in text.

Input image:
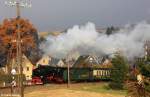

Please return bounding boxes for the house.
[3,55,34,80]
[22,55,34,81]
[101,59,112,68]
[73,55,100,68]
[5,58,17,74]
[36,55,51,66]
[57,60,65,67]
[49,57,65,67]
[36,56,66,67]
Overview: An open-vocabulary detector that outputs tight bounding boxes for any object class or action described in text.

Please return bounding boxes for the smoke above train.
[41,21,150,59]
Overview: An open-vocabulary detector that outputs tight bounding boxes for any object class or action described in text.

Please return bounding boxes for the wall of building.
[22,55,33,80]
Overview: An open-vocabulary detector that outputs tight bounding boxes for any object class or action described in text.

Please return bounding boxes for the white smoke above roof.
[41,21,150,59]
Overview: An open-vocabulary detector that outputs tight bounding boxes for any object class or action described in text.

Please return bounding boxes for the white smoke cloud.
[42,21,150,59]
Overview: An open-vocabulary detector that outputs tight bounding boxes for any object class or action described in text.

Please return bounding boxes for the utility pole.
[66,53,70,88]
[5,0,31,97]
[67,60,70,88]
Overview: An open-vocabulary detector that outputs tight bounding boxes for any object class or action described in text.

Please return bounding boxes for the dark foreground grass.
[69,82,127,96]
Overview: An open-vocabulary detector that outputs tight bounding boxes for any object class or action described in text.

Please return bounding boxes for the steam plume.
[41,21,150,59]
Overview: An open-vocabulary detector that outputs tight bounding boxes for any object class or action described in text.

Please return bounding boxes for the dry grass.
[25,89,124,97]
[24,82,126,97]
[0,82,126,97]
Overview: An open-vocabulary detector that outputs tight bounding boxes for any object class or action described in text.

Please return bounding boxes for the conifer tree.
[109,55,128,89]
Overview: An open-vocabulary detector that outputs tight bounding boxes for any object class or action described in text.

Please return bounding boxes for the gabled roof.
[22,54,33,66]
[49,57,60,67]
[36,55,51,66]
[73,55,100,68]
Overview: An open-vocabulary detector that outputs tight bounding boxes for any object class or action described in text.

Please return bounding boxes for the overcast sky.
[0,0,150,32]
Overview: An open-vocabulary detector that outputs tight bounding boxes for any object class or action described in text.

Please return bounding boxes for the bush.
[109,82,124,89]
[144,78,150,92]
[0,74,12,83]
[145,85,150,92]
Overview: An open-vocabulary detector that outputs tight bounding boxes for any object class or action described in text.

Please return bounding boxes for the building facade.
[36,55,51,66]
[22,55,34,80]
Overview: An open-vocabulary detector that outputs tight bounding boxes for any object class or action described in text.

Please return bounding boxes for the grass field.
[69,82,127,95]
[0,82,127,97]
[24,82,127,97]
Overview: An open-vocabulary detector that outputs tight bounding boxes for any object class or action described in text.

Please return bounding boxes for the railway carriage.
[32,65,112,84]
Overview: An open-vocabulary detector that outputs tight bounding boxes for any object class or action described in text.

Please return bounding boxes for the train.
[32,65,112,84]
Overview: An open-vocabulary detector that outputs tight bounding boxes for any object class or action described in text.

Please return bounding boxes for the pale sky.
[0,0,150,32]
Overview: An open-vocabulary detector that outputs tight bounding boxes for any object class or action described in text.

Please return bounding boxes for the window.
[97,71,99,76]
[43,59,45,63]
[27,67,29,71]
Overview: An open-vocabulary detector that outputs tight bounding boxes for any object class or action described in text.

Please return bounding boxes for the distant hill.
[38,31,62,38]
[38,28,106,38]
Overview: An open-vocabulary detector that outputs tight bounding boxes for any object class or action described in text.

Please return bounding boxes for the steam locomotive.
[32,65,112,84]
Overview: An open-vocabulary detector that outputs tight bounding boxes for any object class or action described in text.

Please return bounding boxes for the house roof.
[73,55,100,68]
[49,57,60,67]
[22,54,34,67]
[36,55,51,65]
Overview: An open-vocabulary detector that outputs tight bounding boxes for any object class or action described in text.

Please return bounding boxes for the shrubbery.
[134,57,150,95]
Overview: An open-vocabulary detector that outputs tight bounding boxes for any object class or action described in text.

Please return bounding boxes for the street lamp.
[5,0,32,97]
[89,57,93,67]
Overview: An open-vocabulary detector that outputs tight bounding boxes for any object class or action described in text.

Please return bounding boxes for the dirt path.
[25,89,125,97]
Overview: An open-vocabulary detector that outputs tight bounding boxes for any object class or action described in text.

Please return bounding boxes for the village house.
[22,55,34,81]
[73,55,113,68]
[101,59,112,68]
[73,55,100,68]
[3,55,34,81]
[49,57,65,67]
[36,56,66,67]
[36,55,51,67]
